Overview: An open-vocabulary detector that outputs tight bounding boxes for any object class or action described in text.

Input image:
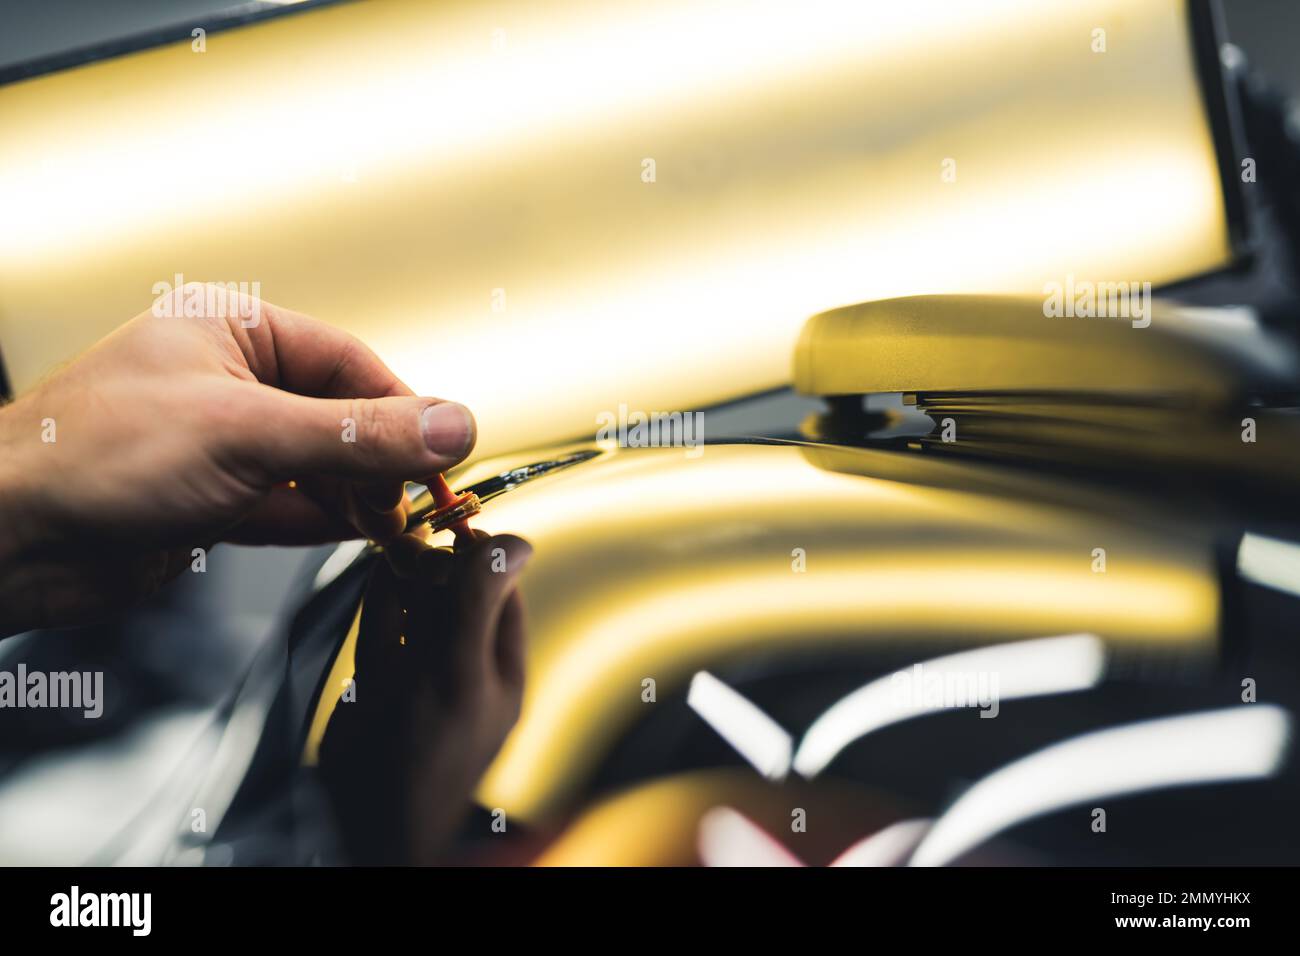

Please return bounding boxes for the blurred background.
[1,0,1298,863]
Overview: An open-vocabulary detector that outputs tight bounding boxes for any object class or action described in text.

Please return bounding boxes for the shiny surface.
[795,295,1298,404]
[425,491,482,534]
[790,634,1107,779]
[909,706,1291,867]
[304,439,1221,822]
[405,449,603,529]
[533,768,909,867]
[0,0,1232,454]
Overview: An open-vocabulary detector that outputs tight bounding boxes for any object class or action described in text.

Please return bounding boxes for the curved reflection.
[697,807,803,867]
[792,634,1106,779]
[300,441,1221,822]
[687,672,793,782]
[468,443,1216,819]
[908,706,1292,867]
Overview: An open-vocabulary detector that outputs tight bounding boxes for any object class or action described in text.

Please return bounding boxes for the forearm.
[0,398,51,636]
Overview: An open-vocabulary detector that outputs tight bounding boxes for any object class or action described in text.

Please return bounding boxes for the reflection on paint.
[909,706,1291,867]
[0,0,1231,456]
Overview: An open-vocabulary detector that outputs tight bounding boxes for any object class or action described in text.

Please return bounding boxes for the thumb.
[242,391,476,482]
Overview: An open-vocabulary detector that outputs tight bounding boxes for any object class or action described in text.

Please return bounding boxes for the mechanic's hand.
[0,284,476,636]
[318,531,531,865]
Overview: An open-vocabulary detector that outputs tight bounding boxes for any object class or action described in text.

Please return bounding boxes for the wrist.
[0,402,41,552]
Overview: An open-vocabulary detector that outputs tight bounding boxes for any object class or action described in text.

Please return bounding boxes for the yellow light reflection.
[534,768,906,867]
[0,0,1231,456]
[298,444,1219,820]
[301,602,362,765]
[481,550,1215,818]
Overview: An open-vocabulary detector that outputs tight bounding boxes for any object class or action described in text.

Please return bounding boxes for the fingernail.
[421,402,475,459]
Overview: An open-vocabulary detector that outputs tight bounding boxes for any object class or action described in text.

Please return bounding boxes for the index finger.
[225,293,415,400]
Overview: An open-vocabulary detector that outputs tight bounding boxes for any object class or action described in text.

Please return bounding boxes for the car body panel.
[303,439,1221,823]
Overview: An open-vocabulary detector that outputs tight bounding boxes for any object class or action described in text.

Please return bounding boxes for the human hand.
[318,532,532,865]
[0,284,476,636]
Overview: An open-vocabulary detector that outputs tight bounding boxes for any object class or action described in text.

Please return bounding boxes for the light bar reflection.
[909,706,1291,867]
[1237,532,1300,599]
[792,634,1107,779]
[0,0,1233,455]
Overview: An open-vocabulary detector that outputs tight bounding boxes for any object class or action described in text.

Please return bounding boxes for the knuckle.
[345,397,385,459]
[329,337,365,392]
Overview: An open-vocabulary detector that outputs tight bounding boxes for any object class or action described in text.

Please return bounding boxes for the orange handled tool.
[427,473,480,544]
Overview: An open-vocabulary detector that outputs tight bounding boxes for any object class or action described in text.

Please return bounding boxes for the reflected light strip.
[697,807,932,867]
[908,706,1291,867]
[792,634,1107,779]
[301,602,363,766]
[311,539,369,591]
[458,445,1056,548]
[0,0,1232,451]
[829,819,932,868]
[378,147,1221,429]
[687,672,792,782]
[0,0,1045,262]
[481,554,1213,815]
[697,807,803,867]
[1237,532,1300,599]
